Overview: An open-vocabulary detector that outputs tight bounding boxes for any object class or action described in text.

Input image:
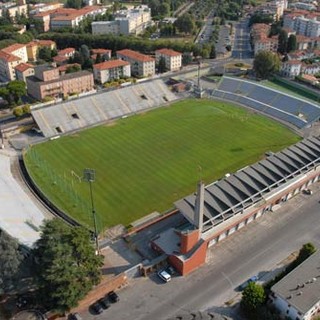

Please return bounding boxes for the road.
[232,19,253,59]
[82,183,320,320]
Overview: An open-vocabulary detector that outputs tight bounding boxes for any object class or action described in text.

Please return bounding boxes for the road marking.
[221,272,235,289]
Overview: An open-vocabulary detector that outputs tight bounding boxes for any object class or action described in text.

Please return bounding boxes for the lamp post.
[83,168,99,254]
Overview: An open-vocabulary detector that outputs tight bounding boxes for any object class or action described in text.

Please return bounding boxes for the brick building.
[26,65,94,100]
[15,63,34,82]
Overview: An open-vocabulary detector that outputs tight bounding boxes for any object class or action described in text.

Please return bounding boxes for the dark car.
[91,302,103,314]
[108,291,119,303]
[69,313,82,320]
[99,296,111,309]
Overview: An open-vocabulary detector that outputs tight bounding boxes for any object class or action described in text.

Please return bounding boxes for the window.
[55,126,62,133]
[71,113,79,119]
[140,94,148,100]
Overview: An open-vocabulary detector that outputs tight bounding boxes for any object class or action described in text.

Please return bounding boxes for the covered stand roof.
[175,137,320,230]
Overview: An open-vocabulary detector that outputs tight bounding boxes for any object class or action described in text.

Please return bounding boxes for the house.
[302,63,320,75]
[116,49,155,77]
[15,63,34,82]
[93,59,131,83]
[155,48,182,71]
[281,60,302,77]
[26,65,94,100]
[57,63,81,75]
[57,48,75,58]
[90,49,112,61]
[270,250,320,320]
[53,55,70,66]
[301,74,319,85]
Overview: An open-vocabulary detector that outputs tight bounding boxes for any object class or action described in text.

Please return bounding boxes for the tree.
[287,34,297,53]
[241,282,265,313]
[253,51,280,79]
[7,80,26,105]
[32,219,103,313]
[174,14,195,34]
[13,106,24,117]
[66,0,83,9]
[0,230,23,295]
[298,242,316,261]
[157,56,166,73]
[278,29,288,54]
[210,44,216,59]
[95,53,102,64]
[38,46,53,62]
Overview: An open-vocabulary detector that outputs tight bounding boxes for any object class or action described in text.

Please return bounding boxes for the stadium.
[23,76,320,274]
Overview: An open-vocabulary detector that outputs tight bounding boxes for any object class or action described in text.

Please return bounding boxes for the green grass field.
[24,99,300,231]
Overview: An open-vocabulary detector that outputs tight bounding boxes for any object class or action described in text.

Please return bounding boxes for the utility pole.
[83,168,99,254]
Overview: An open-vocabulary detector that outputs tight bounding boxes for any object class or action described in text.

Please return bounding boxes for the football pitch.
[24,99,300,230]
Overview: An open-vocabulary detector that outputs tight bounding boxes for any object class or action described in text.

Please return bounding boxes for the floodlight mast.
[83,168,99,254]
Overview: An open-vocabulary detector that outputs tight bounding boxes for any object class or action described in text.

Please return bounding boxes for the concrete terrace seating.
[212,76,320,129]
[32,80,178,138]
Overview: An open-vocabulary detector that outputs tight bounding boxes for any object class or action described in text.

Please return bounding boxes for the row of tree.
[0,81,26,107]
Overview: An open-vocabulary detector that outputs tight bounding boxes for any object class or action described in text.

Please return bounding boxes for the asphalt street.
[82,183,320,320]
[232,19,253,59]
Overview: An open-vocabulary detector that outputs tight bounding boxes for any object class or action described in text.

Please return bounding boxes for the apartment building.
[15,63,34,82]
[93,59,131,83]
[250,23,279,55]
[283,11,320,37]
[0,0,28,21]
[0,51,21,81]
[92,5,152,36]
[155,48,182,71]
[33,6,106,31]
[116,49,155,77]
[27,65,94,100]
[281,60,302,77]
[2,43,28,63]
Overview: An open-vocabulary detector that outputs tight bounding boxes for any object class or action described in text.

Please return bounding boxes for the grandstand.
[212,77,320,129]
[31,80,178,138]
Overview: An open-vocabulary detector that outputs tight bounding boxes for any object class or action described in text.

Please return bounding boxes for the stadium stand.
[212,76,320,129]
[31,80,178,138]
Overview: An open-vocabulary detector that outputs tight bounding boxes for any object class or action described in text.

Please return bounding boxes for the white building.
[2,43,28,63]
[92,5,152,36]
[271,250,320,320]
[116,49,155,77]
[283,13,320,38]
[281,60,302,77]
[155,48,182,71]
[0,51,21,81]
[93,59,131,83]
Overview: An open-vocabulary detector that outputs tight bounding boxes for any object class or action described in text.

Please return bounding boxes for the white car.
[158,270,171,282]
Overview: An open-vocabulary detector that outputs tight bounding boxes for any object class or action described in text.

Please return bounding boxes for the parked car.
[99,296,111,309]
[303,189,313,195]
[91,302,103,314]
[158,269,172,282]
[69,313,82,320]
[239,275,259,291]
[108,291,119,303]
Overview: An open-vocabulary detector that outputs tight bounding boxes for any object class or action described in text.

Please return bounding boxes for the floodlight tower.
[83,168,99,253]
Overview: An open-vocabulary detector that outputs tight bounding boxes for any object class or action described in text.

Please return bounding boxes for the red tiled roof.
[0,51,21,62]
[285,60,301,65]
[93,59,130,70]
[116,49,155,62]
[53,55,69,62]
[58,48,75,55]
[91,49,111,55]
[58,63,81,72]
[27,40,56,47]
[15,63,33,72]
[155,48,182,57]
[2,43,26,54]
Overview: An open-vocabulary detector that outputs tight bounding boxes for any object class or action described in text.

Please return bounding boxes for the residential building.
[91,48,112,61]
[254,36,279,55]
[29,2,63,15]
[93,59,131,83]
[2,43,27,63]
[270,250,320,320]
[57,63,81,75]
[92,5,152,36]
[250,23,279,55]
[116,49,155,77]
[15,63,34,82]
[32,6,106,32]
[0,50,21,81]
[26,40,56,62]
[27,65,94,100]
[281,60,302,77]
[301,73,319,85]
[57,48,75,59]
[155,48,182,71]
[302,63,320,75]
[53,55,69,66]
